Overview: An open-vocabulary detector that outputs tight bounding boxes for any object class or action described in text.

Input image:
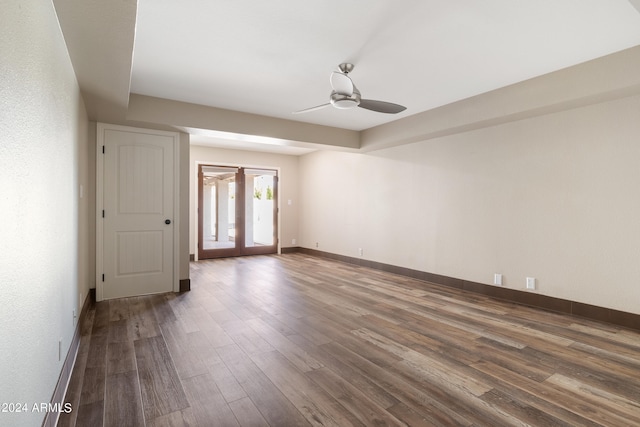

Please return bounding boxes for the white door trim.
[96,123,181,301]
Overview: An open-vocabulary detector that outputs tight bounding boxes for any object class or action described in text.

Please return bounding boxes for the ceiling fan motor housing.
[330,89,361,109]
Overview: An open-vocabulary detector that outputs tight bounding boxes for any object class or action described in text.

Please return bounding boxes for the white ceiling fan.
[293,63,407,115]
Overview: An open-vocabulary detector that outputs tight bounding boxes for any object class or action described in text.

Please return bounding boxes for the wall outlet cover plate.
[526,277,536,290]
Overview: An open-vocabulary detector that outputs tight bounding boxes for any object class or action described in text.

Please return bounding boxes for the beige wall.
[300,93,640,315]
[190,145,300,256]
[0,1,91,425]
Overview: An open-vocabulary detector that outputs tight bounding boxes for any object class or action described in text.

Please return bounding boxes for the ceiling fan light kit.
[294,63,406,115]
[330,89,361,109]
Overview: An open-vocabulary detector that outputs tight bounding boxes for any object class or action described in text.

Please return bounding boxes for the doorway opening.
[198,164,278,259]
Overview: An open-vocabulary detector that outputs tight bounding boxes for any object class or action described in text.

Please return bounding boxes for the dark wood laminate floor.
[60,253,640,426]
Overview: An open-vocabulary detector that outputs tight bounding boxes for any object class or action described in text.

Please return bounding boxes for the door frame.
[96,123,181,301]
[194,161,281,261]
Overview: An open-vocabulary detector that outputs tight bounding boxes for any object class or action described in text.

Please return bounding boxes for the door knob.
[165,219,171,225]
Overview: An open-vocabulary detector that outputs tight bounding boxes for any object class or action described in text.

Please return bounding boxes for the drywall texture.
[299,93,640,315]
[0,1,89,425]
[190,145,300,256]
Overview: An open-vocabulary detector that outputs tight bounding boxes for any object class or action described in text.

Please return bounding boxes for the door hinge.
[102,274,105,282]
[102,145,105,154]
[102,210,105,218]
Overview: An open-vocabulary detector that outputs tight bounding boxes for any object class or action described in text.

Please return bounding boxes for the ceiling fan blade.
[292,103,331,114]
[330,71,354,96]
[358,99,406,114]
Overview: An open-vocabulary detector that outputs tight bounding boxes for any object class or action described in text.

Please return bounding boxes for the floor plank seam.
[61,254,640,426]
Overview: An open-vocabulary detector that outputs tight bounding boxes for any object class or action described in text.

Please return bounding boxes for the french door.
[198,165,278,259]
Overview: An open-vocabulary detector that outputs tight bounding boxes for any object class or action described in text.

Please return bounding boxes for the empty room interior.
[3,1,640,426]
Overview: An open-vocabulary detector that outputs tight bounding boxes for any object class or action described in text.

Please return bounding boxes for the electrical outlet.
[292,238,296,245]
[526,277,536,290]
[315,242,319,248]
[73,309,77,326]
[358,248,363,256]
[494,273,502,286]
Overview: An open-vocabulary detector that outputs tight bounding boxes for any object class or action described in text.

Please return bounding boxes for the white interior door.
[98,125,177,300]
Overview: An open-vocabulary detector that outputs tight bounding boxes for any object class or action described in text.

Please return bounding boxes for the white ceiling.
[54,0,640,153]
[130,0,640,132]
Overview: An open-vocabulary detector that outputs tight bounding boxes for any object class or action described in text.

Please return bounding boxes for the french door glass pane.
[244,169,276,248]
[202,166,238,250]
